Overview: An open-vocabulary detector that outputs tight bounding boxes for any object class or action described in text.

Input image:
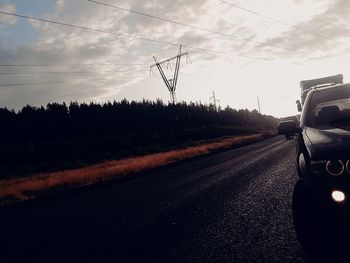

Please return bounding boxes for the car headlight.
[326,160,345,176]
[310,160,348,176]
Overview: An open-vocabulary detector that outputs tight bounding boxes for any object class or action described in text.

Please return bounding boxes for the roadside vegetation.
[0,134,264,205]
[0,99,277,180]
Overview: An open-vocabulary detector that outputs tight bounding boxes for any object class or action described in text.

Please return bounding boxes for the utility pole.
[150,45,190,104]
[257,96,261,114]
[210,91,220,111]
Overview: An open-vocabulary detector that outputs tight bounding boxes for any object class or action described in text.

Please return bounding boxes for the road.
[0,136,306,262]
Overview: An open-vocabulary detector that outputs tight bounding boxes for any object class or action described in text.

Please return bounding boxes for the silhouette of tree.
[0,99,277,178]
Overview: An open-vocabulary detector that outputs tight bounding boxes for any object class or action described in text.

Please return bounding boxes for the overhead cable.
[0,10,270,61]
[87,0,307,54]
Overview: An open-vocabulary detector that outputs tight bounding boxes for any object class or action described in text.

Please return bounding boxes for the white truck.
[299,74,344,105]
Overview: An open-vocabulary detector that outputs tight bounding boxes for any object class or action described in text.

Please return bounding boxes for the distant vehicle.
[278,74,350,254]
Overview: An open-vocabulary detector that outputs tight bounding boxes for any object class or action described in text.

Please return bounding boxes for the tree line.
[0,100,278,178]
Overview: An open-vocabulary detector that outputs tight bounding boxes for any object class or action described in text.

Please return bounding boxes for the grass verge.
[0,134,264,206]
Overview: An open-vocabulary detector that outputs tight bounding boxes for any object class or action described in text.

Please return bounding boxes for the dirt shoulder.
[0,134,266,206]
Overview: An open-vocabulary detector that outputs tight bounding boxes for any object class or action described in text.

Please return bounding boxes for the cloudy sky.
[1,0,350,117]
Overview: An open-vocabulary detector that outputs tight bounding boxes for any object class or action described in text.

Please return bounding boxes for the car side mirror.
[296,100,302,112]
[278,120,301,139]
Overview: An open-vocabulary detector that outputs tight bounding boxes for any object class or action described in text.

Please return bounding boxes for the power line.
[0,69,148,75]
[0,63,148,67]
[220,0,347,46]
[0,71,121,75]
[152,75,213,90]
[0,10,190,49]
[187,63,223,73]
[180,71,216,82]
[0,76,143,87]
[0,67,215,83]
[0,81,81,87]
[0,11,270,62]
[0,11,220,55]
[87,0,307,54]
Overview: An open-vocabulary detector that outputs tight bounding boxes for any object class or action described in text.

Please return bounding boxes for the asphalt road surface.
[0,136,307,262]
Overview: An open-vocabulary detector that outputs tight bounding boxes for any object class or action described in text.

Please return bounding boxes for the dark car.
[278,83,350,255]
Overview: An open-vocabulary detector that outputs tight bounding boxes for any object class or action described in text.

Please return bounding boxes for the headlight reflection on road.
[331,190,346,203]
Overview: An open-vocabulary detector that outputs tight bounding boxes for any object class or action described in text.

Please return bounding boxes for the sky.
[1,0,350,117]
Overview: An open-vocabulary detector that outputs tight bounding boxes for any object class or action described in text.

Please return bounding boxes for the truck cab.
[278,75,350,256]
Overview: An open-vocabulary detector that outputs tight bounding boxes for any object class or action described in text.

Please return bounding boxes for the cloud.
[253,0,350,61]
[0,0,226,109]
[0,4,17,24]
[1,0,350,116]
[56,0,65,9]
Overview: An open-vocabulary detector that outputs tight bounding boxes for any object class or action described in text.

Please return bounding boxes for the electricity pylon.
[150,45,190,104]
[210,91,220,111]
[257,96,261,114]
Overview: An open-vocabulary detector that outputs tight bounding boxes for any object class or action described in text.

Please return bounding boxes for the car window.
[308,85,350,128]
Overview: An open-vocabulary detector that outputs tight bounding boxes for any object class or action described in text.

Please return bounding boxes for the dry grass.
[0,134,263,205]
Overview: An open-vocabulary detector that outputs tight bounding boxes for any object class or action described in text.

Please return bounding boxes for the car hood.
[305,127,350,160]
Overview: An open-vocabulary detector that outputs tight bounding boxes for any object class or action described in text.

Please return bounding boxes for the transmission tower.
[209,91,220,111]
[150,45,190,104]
[257,96,261,114]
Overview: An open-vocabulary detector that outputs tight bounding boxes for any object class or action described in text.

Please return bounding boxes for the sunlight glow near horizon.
[1,0,350,118]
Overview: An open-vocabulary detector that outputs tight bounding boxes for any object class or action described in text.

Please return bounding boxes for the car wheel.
[292,180,324,254]
[293,181,350,260]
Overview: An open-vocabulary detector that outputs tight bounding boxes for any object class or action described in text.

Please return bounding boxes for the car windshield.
[308,85,350,129]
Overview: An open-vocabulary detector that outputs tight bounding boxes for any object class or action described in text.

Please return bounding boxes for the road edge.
[0,134,276,210]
